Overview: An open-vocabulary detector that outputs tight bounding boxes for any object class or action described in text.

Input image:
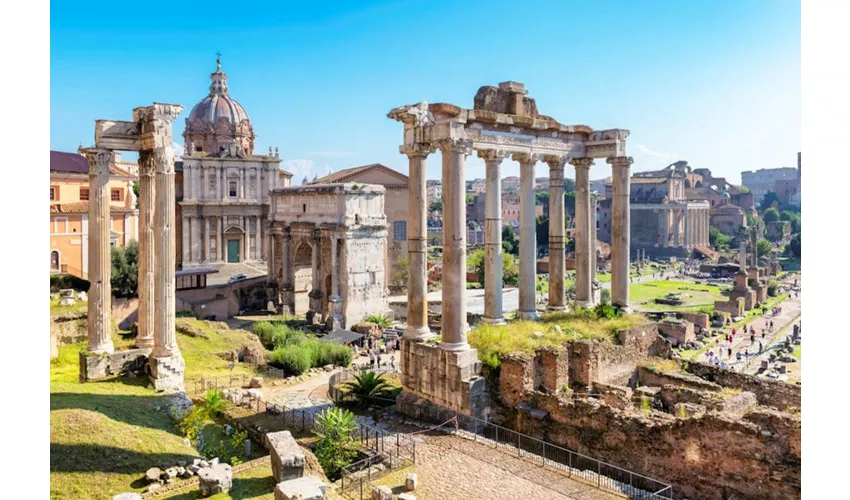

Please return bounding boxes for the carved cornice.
[569,157,594,170]
[435,138,473,156]
[607,156,634,168]
[134,103,184,125]
[82,148,113,176]
[476,149,510,164]
[400,143,435,158]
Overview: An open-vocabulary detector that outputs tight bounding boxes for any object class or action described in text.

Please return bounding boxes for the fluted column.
[438,138,472,351]
[402,143,433,340]
[591,196,598,283]
[571,157,593,308]
[684,207,690,249]
[609,156,633,310]
[515,152,539,320]
[204,217,211,262]
[83,148,114,354]
[136,151,156,348]
[479,149,508,324]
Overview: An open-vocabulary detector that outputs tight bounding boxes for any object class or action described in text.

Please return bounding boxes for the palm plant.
[342,371,394,401]
[200,388,230,418]
[364,313,391,328]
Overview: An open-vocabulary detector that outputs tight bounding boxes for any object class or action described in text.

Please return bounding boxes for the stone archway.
[223,226,245,263]
[293,242,313,315]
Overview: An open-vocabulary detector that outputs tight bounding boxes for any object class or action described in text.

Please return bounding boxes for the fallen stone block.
[405,472,418,491]
[266,430,306,482]
[113,493,142,500]
[372,485,393,500]
[274,475,328,500]
[250,376,264,388]
[198,463,233,497]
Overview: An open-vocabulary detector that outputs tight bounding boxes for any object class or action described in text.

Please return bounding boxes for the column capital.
[511,152,541,165]
[138,149,157,177]
[134,103,184,126]
[435,138,473,156]
[606,156,634,168]
[82,148,113,175]
[569,157,594,170]
[477,148,509,164]
[400,142,435,158]
[543,155,568,170]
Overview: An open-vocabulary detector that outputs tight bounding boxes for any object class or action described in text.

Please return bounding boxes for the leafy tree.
[111,240,138,298]
[314,408,359,481]
[502,225,519,256]
[784,233,801,259]
[734,185,750,194]
[759,191,780,212]
[342,371,395,401]
[428,200,442,215]
[745,210,757,228]
[391,256,408,289]
[468,248,519,286]
[756,238,773,259]
[709,226,732,249]
[564,191,576,218]
[763,207,780,223]
[465,193,474,204]
[780,211,801,233]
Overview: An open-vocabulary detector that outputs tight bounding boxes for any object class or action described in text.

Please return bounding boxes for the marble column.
[403,143,433,339]
[267,222,277,284]
[83,148,114,354]
[218,217,224,262]
[281,227,293,313]
[256,215,263,261]
[609,156,633,310]
[479,149,508,325]
[515,152,539,320]
[591,196,598,283]
[684,207,690,249]
[191,216,201,263]
[204,217,211,262]
[438,138,472,351]
[571,157,593,309]
[135,150,156,348]
[328,232,343,327]
[310,228,321,315]
[184,165,193,201]
[181,216,190,266]
[153,143,180,360]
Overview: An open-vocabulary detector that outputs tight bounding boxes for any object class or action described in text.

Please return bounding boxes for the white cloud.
[282,159,324,184]
[635,144,677,162]
[171,141,184,160]
[307,151,354,158]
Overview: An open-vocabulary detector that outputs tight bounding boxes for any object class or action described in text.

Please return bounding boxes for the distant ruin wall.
[681,360,801,411]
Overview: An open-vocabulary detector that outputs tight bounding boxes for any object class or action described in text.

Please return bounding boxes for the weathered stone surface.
[145,467,161,483]
[405,472,418,491]
[273,475,328,500]
[265,430,306,482]
[398,494,417,500]
[371,485,393,500]
[250,376,264,388]
[657,319,695,347]
[197,463,232,497]
[79,348,151,382]
[112,493,142,500]
[165,391,194,421]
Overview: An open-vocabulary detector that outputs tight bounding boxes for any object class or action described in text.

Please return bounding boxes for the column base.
[614,304,632,314]
[481,316,507,326]
[517,310,540,321]
[149,354,186,392]
[134,337,155,349]
[574,299,595,309]
[440,340,471,352]
[88,341,115,355]
[402,325,435,341]
[546,305,567,313]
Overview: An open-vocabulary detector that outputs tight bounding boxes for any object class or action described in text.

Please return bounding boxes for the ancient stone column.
[660,209,669,247]
[310,228,321,315]
[281,226,293,313]
[218,217,224,261]
[83,148,115,354]
[135,150,157,348]
[439,138,472,350]
[590,196,598,283]
[204,217,211,262]
[189,216,199,264]
[479,149,508,325]
[514,152,539,320]
[256,215,263,261]
[609,156,633,310]
[184,165,193,201]
[328,231,343,328]
[684,207,690,249]
[402,143,433,340]
[571,157,593,309]
[181,216,190,265]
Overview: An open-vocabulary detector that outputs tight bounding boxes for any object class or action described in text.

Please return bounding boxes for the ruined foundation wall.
[567,323,666,387]
[681,360,801,411]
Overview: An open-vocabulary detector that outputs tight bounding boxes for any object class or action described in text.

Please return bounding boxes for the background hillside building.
[177,57,292,269]
[50,150,139,278]
[741,164,798,205]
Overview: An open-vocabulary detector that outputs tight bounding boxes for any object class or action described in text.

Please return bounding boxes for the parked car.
[228,273,247,284]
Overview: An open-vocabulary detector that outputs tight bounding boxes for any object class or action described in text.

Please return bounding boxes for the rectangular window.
[369,271,377,285]
[79,187,89,201]
[393,221,407,242]
[50,187,56,201]
[111,189,121,202]
[229,181,237,197]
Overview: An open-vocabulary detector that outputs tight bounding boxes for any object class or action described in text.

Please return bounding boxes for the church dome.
[184,56,255,156]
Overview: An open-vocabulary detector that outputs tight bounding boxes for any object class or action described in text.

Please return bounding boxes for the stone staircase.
[150,354,186,392]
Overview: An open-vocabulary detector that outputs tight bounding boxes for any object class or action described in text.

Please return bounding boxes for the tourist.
[758,342,764,354]
[751,333,755,345]
[736,351,742,362]
[370,352,375,369]
[728,347,732,358]
[377,353,383,368]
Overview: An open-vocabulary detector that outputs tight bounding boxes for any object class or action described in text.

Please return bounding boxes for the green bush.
[50,274,90,292]
[176,310,196,318]
[364,313,391,328]
[314,407,359,481]
[593,302,619,320]
[270,345,313,376]
[600,288,611,304]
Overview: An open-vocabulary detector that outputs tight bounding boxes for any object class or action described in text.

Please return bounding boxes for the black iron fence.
[327,366,398,403]
[339,426,416,500]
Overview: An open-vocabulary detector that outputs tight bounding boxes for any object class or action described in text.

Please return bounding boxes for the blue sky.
[50,0,800,185]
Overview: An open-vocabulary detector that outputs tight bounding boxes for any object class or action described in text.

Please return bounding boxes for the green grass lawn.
[793,345,801,359]
[629,280,725,312]
[51,320,267,499]
[50,298,88,316]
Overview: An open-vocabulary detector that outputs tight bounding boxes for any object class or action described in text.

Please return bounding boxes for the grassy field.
[469,311,647,368]
[50,319,267,499]
[50,298,89,316]
[629,280,726,312]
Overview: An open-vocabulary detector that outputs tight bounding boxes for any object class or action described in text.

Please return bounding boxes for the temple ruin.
[388,81,634,416]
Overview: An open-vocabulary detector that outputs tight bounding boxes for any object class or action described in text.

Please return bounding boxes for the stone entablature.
[268,184,388,328]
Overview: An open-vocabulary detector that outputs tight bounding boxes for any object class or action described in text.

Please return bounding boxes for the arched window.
[51,250,60,270]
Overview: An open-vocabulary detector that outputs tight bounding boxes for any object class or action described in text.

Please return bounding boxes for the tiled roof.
[310,164,408,186]
[50,202,136,214]
[50,150,136,177]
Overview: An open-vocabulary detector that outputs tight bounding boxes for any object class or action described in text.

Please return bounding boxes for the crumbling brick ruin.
[492,325,800,500]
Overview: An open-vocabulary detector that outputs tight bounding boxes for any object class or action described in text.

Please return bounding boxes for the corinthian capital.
[435,138,473,156]
[152,148,175,175]
[82,148,113,175]
[400,143,435,158]
[138,150,157,177]
[606,156,634,168]
[511,152,541,165]
[570,157,594,170]
[477,149,509,164]
[543,155,568,170]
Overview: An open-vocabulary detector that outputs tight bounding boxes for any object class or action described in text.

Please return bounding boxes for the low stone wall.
[715,297,744,317]
[657,320,694,347]
[568,324,668,387]
[636,365,722,393]
[51,316,88,346]
[492,390,800,500]
[679,312,709,330]
[681,360,801,411]
[79,348,151,382]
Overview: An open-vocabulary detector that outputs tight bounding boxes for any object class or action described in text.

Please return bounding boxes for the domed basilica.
[178,57,292,269]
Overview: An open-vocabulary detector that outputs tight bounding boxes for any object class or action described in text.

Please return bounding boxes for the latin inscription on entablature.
[465,127,585,156]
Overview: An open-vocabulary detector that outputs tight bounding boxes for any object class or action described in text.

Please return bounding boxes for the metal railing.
[410,404,673,499]
[340,425,416,500]
[328,366,398,403]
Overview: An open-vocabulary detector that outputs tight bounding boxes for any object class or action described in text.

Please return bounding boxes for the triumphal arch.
[388,82,633,415]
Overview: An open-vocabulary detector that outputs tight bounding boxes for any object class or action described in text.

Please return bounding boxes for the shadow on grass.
[167,476,276,499]
[50,443,198,474]
[50,389,175,432]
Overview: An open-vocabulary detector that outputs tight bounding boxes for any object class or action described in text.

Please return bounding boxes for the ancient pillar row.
[83,148,115,355]
[514,152,539,320]
[479,149,508,325]
[570,157,593,309]
[608,156,633,310]
[135,150,157,348]
[438,138,472,351]
[402,143,434,340]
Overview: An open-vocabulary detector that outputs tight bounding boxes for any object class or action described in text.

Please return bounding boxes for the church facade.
[178,57,292,268]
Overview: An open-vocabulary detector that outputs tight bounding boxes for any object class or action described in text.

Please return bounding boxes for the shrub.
[270,345,312,376]
[767,280,779,297]
[593,302,619,320]
[364,313,391,328]
[50,274,90,292]
[314,408,359,481]
[252,321,276,346]
[342,371,395,403]
[600,288,611,305]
